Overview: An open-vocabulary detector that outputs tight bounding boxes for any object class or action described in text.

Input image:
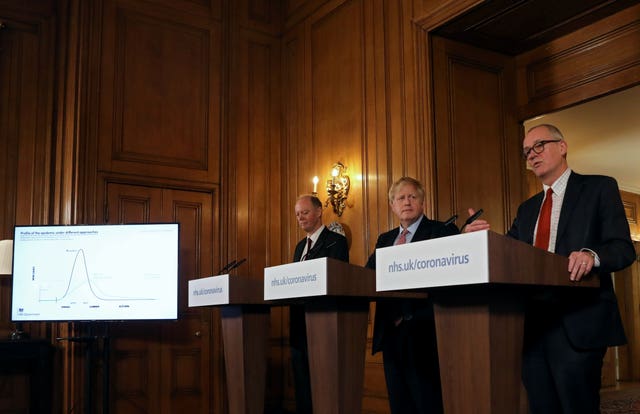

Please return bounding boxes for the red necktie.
[302,237,313,260]
[534,188,553,251]
[396,228,409,245]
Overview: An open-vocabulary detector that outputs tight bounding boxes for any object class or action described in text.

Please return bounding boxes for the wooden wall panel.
[616,241,640,382]
[307,0,366,260]
[233,0,282,35]
[227,14,284,412]
[0,10,55,229]
[228,31,282,279]
[97,1,222,183]
[134,0,222,20]
[0,8,57,409]
[282,0,381,279]
[618,191,640,382]
[432,36,521,234]
[516,3,640,120]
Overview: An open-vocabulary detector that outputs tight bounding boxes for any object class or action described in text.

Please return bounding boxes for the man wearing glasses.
[466,124,635,413]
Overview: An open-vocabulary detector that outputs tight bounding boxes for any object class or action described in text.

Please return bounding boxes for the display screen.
[11,223,179,321]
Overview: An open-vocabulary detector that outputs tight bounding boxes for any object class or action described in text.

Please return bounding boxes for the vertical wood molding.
[228,28,282,275]
[0,9,56,226]
[432,36,520,234]
[228,4,284,409]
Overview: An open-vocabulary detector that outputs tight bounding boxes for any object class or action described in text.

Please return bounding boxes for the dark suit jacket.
[366,215,459,354]
[507,172,635,348]
[290,226,349,348]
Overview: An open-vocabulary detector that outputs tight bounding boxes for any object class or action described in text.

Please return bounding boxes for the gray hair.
[388,177,425,203]
[527,124,564,141]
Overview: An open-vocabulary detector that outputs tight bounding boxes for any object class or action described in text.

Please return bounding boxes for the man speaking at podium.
[290,194,349,413]
[366,177,458,414]
[465,124,635,414]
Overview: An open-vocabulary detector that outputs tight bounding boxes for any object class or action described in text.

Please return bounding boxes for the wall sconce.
[325,162,350,216]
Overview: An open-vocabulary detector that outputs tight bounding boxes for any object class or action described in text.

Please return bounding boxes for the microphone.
[443,214,458,227]
[461,208,484,232]
[227,258,247,272]
[217,259,237,275]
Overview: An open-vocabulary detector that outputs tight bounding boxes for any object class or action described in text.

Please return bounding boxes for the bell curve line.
[38,248,157,302]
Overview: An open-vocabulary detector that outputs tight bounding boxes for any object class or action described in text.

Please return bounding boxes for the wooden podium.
[264,258,417,414]
[190,263,393,414]
[188,275,269,414]
[375,230,599,414]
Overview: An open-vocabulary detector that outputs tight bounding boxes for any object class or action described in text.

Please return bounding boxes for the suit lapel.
[522,192,545,244]
[293,238,305,262]
[307,228,327,259]
[556,172,582,245]
[409,215,432,243]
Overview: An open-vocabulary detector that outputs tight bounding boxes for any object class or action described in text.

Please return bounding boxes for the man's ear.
[559,139,568,156]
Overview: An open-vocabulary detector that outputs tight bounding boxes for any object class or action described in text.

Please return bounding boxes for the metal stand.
[57,323,111,414]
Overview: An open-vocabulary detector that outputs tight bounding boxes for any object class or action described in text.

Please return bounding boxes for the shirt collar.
[400,215,423,236]
[543,168,572,197]
[308,225,326,243]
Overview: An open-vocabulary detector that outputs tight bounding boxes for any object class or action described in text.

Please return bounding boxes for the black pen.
[443,214,458,227]
[461,208,483,232]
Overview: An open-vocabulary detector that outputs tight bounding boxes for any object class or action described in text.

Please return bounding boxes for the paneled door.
[105,182,222,414]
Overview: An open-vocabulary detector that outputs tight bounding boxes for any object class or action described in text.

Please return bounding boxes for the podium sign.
[376,231,489,291]
[188,274,230,306]
[264,258,329,300]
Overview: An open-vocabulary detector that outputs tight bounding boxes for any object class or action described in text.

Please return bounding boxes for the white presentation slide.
[11,223,179,321]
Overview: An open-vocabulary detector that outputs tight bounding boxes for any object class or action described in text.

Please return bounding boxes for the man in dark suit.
[290,194,349,413]
[466,124,635,414]
[365,177,458,414]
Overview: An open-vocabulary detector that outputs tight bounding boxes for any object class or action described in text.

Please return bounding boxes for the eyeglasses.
[522,139,562,159]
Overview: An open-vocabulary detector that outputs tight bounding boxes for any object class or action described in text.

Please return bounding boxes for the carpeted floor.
[601,386,640,414]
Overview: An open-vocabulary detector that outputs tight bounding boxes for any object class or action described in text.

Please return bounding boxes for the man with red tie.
[466,124,635,413]
[290,194,348,413]
[365,177,458,414]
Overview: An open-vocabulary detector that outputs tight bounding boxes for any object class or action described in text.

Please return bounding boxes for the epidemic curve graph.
[11,223,179,321]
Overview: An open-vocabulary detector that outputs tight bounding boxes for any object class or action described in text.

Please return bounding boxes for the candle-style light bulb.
[312,176,319,194]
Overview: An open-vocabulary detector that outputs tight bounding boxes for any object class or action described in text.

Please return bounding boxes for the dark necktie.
[302,237,313,261]
[534,188,553,251]
[394,228,411,326]
[396,228,409,245]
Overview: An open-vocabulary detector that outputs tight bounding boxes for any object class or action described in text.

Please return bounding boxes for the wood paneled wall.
[618,191,640,382]
[2,0,640,412]
[515,2,640,120]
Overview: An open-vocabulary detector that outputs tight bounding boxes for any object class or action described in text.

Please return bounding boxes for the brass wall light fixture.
[325,162,350,216]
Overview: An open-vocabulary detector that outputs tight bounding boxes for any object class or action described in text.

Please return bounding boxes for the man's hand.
[463,208,490,233]
[567,250,595,281]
